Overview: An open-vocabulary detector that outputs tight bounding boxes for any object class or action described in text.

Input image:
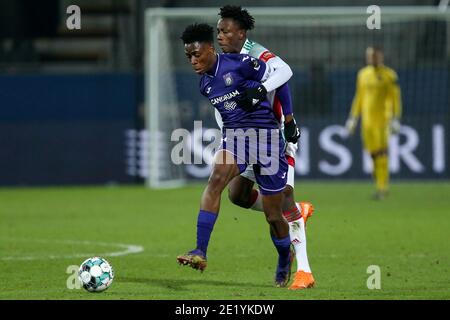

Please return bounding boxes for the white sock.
[289,204,312,273]
[250,189,264,211]
[252,191,312,273]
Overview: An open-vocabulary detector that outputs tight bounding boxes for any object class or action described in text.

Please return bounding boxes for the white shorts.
[285,142,298,159]
[241,162,295,188]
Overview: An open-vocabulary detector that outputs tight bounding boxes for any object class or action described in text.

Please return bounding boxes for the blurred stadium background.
[0,0,449,300]
[0,0,448,186]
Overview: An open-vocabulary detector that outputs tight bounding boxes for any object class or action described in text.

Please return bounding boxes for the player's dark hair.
[219,5,255,30]
[181,23,214,44]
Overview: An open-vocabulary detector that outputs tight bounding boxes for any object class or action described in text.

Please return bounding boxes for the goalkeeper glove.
[391,118,401,135]
[284,118,301,143]
[345,117,357,135]
[238,85,267,111]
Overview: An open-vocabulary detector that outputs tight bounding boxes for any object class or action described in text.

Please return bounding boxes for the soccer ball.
[78,257,114,292]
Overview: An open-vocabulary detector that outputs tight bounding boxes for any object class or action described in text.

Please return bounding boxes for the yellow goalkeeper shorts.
[361,125,389,154]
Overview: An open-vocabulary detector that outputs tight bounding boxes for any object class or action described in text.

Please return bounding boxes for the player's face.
[216,18,246,53]
[366,47,384,67]
[184,41,215,74]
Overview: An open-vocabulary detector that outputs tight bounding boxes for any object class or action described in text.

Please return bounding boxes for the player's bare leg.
[228,167,315,288]
[201,151,241,213]
[227,175,255,208]
[177,150,240,272]
[228,173,314,223]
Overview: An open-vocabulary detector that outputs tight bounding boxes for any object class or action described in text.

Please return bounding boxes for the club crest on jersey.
[223,73,234,86]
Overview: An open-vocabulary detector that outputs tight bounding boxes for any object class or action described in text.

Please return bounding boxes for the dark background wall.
[0,74,140,186]
[0,0,448,185]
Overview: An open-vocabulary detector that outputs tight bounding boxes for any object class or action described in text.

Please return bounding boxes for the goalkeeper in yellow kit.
[345,46,402,200]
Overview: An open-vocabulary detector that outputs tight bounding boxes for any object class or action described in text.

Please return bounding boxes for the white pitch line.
[0,238,144,261]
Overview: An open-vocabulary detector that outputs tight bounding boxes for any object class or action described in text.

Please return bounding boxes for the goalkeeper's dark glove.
[284,118,301,143]
[238,85,267,111]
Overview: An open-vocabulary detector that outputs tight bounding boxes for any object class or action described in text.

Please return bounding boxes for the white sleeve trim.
[215,108,223,129]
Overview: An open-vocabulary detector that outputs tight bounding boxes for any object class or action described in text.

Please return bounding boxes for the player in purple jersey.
[216,5,315,289]
[176,23,293,287]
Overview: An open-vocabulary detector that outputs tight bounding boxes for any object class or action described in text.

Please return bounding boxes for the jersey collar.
[206,54,220,78]
[240,39,253,54]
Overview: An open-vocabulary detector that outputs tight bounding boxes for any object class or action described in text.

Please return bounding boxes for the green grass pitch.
[0,182,449,300]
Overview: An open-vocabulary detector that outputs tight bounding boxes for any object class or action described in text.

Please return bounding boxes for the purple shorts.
[220,128,288,195]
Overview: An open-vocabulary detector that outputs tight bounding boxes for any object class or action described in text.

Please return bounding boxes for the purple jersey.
[199,53,279,130]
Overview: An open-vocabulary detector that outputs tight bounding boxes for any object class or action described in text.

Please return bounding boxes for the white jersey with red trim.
[215,39,292,127]
[240,39,292,93]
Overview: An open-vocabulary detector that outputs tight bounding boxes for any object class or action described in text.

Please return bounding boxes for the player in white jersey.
[215,5,315,290]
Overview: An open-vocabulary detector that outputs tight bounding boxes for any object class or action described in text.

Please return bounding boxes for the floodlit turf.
[0,182,449,300]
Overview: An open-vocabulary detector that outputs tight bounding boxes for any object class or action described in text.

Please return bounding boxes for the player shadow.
[120,277,273,291]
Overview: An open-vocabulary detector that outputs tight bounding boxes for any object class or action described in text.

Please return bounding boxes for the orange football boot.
[298,202,314,225]
[288,270,315,290]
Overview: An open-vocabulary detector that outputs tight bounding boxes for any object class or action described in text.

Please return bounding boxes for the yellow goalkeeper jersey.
[350,65,402,127]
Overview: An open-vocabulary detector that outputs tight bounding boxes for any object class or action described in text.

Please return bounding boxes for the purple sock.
[196,210,218,256]
[271,235,291,268]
